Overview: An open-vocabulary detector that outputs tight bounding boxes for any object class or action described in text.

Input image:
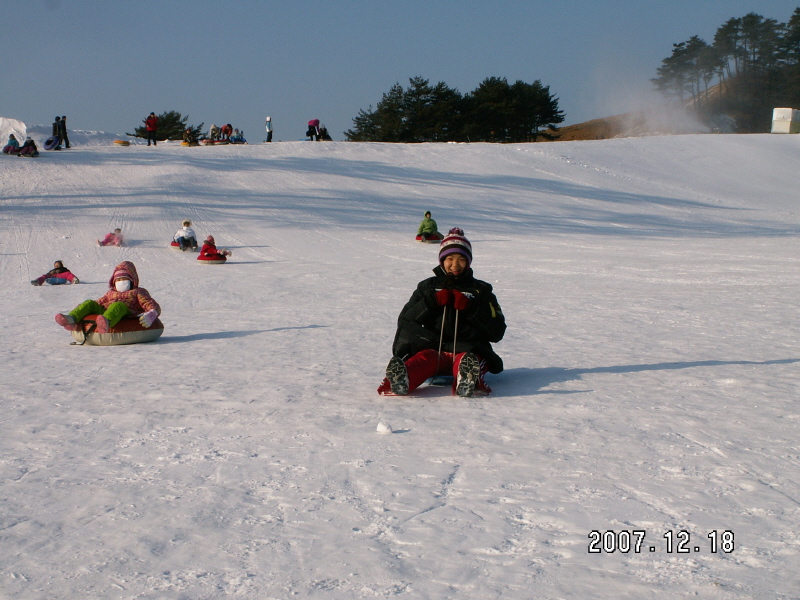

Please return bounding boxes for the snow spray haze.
[585,43,708,136]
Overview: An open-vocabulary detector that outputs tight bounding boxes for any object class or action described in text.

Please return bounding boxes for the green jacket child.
[417,211,442,241]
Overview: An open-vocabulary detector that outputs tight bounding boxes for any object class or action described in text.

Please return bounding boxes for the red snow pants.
[378,349,490,396]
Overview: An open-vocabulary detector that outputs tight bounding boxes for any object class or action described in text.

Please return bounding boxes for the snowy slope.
[2,134,800,599]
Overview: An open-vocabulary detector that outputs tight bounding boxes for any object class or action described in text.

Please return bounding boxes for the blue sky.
[5,1,799,140]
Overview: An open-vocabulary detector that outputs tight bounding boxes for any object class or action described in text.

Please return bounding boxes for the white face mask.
[115,279,131,292]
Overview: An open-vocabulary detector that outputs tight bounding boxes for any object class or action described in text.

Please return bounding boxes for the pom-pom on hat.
[439,227,472,267]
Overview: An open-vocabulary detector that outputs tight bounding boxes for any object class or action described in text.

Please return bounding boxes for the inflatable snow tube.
[197,254,227,264]
[415,233,444,243]
[113,140,131,146]
[44,137,60,150]
[70,315,164,346]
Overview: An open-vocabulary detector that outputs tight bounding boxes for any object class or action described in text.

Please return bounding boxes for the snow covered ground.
[2,131,800,599]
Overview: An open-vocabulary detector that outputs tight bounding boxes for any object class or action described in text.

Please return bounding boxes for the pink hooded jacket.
[96,261,161,316]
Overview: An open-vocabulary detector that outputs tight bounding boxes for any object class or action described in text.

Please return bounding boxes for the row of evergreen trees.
[345,76,564,143]
[652,8,800,132]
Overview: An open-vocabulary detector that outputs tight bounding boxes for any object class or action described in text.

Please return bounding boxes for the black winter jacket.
[392,266,506,373]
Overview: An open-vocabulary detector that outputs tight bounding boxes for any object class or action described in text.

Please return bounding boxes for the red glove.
[434,288,452,306]
[452,290,470,311]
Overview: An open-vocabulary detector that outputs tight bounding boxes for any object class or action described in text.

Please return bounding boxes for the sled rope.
[70,320,96,346]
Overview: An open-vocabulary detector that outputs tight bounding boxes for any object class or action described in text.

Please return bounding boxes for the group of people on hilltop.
[306,119,331,141]
[195,123,241,143]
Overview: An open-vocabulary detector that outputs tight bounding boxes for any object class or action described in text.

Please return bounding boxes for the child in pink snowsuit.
[31,260,79,285]
[97,228,124,246]
[55,261,160,334]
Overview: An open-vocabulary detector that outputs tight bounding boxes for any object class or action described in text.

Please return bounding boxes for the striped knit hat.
[439,227,472,267]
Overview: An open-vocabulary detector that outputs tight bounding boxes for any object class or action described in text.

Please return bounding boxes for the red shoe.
[95,315,110,334]
[55,313,79,331]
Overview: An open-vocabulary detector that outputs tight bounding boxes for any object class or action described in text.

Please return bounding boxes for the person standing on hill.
[144,112,158,146]
[52,116,62,149]
[306,119,320,141]
[265,116,273,142]
[59,115,71,149]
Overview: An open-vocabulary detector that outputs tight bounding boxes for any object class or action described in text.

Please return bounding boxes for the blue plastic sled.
[44,137,60,150]
[45,277,70,285]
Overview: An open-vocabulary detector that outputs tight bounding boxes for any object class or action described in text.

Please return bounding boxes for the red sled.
[170,241,197,251]
[197,254,227,264]
[415,232,443,243]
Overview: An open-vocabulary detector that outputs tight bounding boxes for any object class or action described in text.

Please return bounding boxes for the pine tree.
[346,76,562,143]
[127,111,203,141]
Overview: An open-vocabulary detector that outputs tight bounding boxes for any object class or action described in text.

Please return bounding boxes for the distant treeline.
[345,76,564,143]
[653,8,800,132]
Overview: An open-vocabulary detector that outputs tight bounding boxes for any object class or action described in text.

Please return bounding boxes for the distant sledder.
[197,235,232,264]
[97,228,124,246]
[3,134,20,155]
[416,210,443,243]
[31,260,79,286]
[229,129,246,144]
[172,220,198,251]
[54,261,163,346]
[182,127,199,146]
[17,137,39,157]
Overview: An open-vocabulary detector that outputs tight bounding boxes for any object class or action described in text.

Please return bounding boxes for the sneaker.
[95,315,109,334]
[385,357,409,395]
[455,352,481,397]
[31,279,41,286]
[55,313,78,331]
